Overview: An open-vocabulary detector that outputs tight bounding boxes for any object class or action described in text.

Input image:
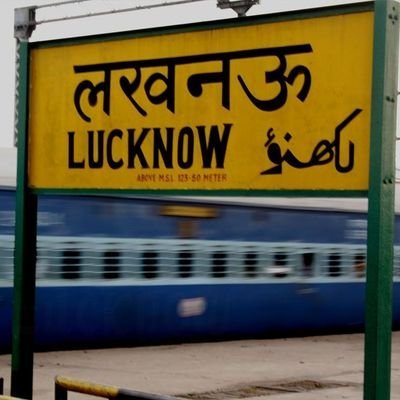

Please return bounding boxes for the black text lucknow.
[68,123,232,169]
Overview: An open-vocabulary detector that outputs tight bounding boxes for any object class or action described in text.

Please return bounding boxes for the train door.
[295,249,320,296]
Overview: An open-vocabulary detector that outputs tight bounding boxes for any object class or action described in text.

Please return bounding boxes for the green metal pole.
[364,0,399,399]
[11,40,38,400]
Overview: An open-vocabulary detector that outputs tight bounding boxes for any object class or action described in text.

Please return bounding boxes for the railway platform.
[1,332,399,400]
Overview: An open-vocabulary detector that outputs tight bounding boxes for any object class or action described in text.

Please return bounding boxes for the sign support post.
[364,0,399,399]
[10,39,38,400]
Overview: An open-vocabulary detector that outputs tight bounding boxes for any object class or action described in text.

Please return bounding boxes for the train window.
[62,249,81,279]
[244,252,258,278]
[302,253,314,277]
[212,252,227,278]
[394,254,400,276]
[103,250,120,279]
[178,250,193,278]
[271,253,289,278]
[328,254,342,277]
[354,253,366,277]
[142,250,159,279]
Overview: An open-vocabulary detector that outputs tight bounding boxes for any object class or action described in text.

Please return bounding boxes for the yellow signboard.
[28,8,373,191]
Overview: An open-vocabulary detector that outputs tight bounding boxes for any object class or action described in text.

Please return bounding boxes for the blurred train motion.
[2,175,400,351]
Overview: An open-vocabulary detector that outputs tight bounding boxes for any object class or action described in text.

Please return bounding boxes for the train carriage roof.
[1,147,399,214]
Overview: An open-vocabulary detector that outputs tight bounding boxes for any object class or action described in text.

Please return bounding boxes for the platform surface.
[1,332,399,399]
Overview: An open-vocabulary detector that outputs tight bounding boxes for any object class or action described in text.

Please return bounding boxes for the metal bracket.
[14,7,37,40]
[217,0,259,17]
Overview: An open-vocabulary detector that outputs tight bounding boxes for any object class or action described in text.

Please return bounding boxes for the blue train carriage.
[1,145,400,350]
